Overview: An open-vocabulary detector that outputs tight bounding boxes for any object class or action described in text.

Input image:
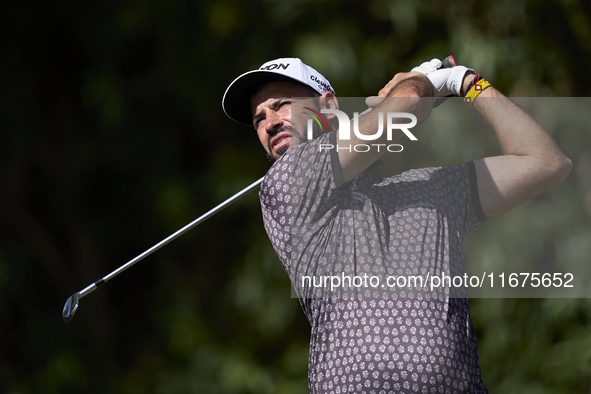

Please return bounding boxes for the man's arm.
[336,72,434,184]
[462,76,573,218]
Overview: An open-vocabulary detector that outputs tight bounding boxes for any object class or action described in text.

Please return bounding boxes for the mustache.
[268,125,295,139]
[267,125,296,150]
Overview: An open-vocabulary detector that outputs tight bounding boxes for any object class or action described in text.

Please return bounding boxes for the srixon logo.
[305,109,418,153]
[260,63,289,71]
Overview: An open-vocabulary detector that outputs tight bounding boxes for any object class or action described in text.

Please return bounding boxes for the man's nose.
[264,110,283,134]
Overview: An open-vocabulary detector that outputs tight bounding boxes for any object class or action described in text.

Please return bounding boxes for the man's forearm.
[469,81,571,172]
[463,75,572,218]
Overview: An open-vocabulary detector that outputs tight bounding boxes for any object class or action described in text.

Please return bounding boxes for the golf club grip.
[432,55,457,107]
[441,55,457,69]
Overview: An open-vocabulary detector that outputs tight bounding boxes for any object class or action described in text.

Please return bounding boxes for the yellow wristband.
[464,79,491,105]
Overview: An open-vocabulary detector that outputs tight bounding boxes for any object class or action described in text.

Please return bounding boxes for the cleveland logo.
[310,75,334,94]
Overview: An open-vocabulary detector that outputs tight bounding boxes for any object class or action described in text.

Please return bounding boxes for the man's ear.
[320,92,338,109]
[319,92,339,126]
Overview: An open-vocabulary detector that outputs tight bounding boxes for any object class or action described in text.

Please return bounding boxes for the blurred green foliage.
[1,0,590,392]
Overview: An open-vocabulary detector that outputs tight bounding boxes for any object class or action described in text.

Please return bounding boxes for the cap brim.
[222,70,307,127]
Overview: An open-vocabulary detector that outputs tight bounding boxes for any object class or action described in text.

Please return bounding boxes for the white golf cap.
[222,57,335,126]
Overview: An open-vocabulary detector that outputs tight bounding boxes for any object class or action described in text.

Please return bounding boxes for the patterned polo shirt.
[259,130,488,394]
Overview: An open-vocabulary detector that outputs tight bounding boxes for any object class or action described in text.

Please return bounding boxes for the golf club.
[63,56,457,323]
[62,176,264,323]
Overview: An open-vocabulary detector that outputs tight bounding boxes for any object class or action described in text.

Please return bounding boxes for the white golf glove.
[412,58,473,97]
[411,58,442,75]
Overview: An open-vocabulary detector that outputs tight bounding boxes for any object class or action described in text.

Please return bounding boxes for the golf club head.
[62,293,79,323]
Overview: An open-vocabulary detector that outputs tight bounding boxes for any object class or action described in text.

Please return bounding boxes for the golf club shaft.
[76,177,265,299]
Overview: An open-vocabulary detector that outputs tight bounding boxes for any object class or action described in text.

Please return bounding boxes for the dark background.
[2,0,591,392]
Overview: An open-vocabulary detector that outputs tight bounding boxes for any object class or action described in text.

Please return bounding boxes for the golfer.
[222,58,571,393]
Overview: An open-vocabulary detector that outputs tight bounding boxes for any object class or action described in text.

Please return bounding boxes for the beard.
[266,146,289,164]
[265,125,299,164]
[265,121,325,164]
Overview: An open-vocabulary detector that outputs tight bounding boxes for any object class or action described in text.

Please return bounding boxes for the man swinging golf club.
[222,57,571,393]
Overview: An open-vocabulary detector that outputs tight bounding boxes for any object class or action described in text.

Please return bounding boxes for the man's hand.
[411,58,474,97]
[337,71,434,184]
[411,58,442,75]
[366,71,434,109]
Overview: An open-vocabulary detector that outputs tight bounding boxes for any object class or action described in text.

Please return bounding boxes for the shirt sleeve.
[466,161,488,222]
[440,161,486,240]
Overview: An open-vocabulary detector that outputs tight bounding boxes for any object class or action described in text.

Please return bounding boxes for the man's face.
[250,81,318,163]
